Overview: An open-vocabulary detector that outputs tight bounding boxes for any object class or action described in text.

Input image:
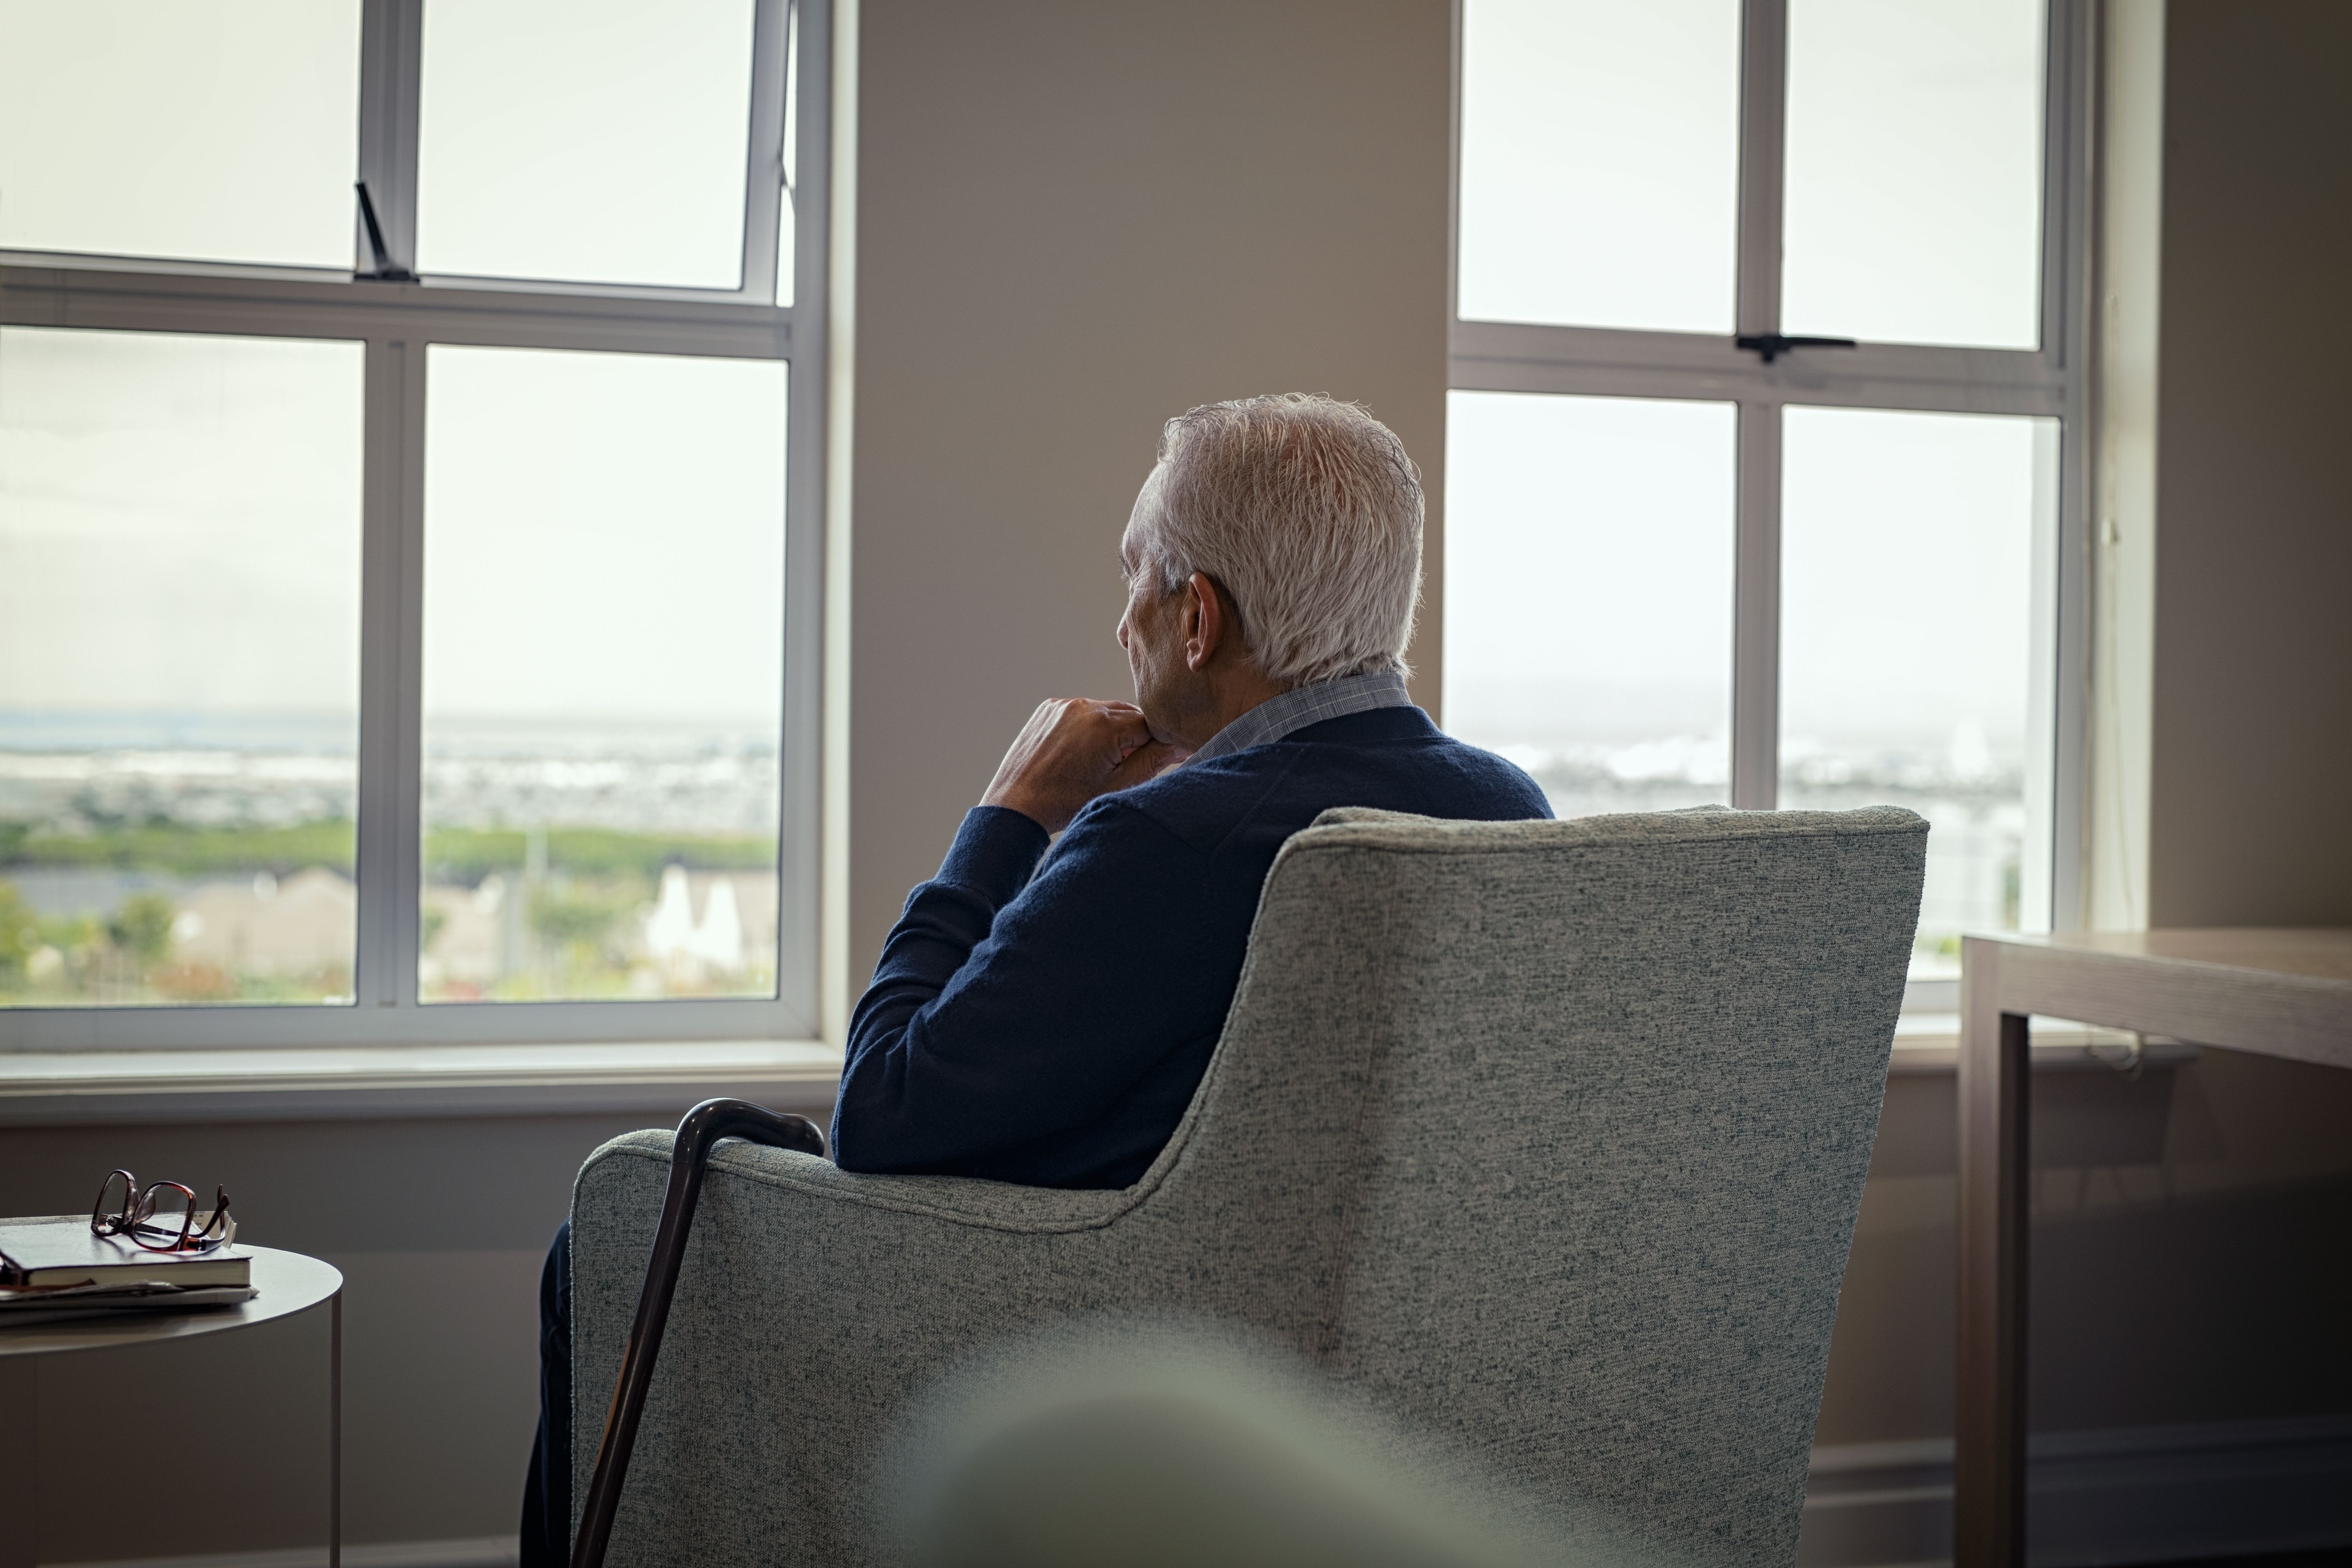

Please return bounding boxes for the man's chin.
[1128,690,1173,746]
[1131,677,1205,751]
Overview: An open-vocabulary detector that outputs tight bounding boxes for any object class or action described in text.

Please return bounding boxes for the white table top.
[0,1245,341,1359]
[1980,927,2352,984]
[1964,928,2352,1071]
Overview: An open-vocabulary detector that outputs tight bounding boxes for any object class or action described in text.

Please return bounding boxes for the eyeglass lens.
[93,1170,136,1228]
[136,1182,196,1248]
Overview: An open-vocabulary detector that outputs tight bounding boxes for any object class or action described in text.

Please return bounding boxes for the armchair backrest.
[1165,806,1926,1566]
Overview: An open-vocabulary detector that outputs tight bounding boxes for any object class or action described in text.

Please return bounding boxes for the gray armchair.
[570,805,1927,1567]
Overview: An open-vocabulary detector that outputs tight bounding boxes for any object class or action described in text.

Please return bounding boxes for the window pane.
[1457,0,1740,334]
[417,0,757,288]
[0,0,361,268]
[420,347,787,1003]
[1780,407,2053,981]
[1,329,364,1008]
[1783,0,2046,349]
[1444,392,1735,817]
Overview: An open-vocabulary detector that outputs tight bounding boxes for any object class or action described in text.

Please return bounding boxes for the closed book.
[0,1216,250,1289]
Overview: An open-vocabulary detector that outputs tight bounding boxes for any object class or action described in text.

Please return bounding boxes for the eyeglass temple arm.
[570,1097,827,1568]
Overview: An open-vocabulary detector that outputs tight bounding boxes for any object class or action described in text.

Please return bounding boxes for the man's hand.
[982,699,1186,833]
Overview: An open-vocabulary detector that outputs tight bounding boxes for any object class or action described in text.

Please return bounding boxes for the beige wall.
[2143,0,2352,928]
[845,0,1453,982]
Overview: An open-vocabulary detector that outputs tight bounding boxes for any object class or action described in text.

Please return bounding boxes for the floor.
[2141,1553,2352,1568]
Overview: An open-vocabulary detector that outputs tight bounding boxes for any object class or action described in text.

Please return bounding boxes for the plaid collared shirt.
[1186,669,1415,763]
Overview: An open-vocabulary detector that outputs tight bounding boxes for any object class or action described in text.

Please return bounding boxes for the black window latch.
[355,182,415,282]
[1734,333,1857,364]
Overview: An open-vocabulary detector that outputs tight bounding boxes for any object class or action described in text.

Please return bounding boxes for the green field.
[1,818,779,1005]
[0,819,777,882]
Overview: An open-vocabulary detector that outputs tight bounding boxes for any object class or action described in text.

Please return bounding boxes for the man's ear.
[1184,572,1225,672]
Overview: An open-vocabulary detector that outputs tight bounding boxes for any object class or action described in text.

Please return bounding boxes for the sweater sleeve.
[831,798,1220,1174]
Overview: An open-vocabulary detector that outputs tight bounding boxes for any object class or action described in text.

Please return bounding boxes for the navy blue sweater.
[832,705,1553,1189]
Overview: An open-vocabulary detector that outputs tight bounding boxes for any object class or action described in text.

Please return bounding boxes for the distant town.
[0,721,784,1006]
[1468,724,2026,982]
[1,709,2023,1007]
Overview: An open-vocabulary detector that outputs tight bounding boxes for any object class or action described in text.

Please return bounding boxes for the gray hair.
[1127,393,1423,689]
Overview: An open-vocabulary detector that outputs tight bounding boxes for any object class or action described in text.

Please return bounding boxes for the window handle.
[355,182,415,282]
[1734,333,1857,365]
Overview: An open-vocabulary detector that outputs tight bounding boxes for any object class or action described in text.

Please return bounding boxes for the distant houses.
[643,865,748,981]
[171,868,357,978]
[3,861,779,1003]
[417,865,778,998]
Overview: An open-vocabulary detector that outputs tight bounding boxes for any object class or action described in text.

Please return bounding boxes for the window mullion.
[2046,0,2094,933]
[356,0,423,278]
[2037,0,2082,370]
[391,341,429,1010]
[353,339,423,1010]
[1734,0,1788,340]
[776,0,831,1034]
[1730,0,1788,810]
[1732,400,1782,810]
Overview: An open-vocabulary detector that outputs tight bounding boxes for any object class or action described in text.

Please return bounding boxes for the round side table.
[0,1247,345,1568]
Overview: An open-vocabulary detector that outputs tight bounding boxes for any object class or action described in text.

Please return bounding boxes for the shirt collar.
[1187,670,1415,763]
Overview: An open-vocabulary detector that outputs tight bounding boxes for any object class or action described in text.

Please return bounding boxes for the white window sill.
[0,1040,844,1127]
[0,1015,2194,1127]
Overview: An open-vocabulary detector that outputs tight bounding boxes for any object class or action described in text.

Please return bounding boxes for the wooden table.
[0,1247,344,1568]
[1955,929,2352,1568]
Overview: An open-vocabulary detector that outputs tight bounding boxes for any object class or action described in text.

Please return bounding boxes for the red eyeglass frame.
[90,1168,234,1254]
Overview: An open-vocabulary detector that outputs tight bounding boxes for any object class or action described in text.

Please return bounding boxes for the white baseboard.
[42,1537,516,1568]
[1802,1413,2352,1568]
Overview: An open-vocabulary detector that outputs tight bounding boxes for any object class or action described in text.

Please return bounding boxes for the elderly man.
[519,394,1547,1565]
[832,392,1551,1189]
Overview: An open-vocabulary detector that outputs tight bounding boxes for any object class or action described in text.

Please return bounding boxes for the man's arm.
[833,797,1223,1173]
[831,696,1201,1173]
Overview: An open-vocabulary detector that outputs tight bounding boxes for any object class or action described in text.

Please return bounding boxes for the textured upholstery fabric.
[570,805,1926,1567]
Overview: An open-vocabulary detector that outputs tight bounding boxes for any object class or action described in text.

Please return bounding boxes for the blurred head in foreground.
[891,1318,1657,1568]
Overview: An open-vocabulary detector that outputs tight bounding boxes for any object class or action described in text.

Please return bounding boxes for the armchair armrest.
[583,1129,1157,1236]
[564,1126,1247,1566]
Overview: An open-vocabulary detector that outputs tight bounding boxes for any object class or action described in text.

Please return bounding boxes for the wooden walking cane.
[571,1097,828,1568]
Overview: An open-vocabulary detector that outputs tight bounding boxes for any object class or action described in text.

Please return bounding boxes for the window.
[0,0,830,1047]
[1446,0,2087,1011]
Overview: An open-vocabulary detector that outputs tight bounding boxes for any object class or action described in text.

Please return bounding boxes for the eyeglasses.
[90,1169,235,1255]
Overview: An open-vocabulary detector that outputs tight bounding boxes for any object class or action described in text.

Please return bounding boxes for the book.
[0,1215,250,1290]
[0,1281,259,1329]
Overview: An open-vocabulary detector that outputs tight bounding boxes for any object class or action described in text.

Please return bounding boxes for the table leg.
[330,1291,343,1568]
[1957,971,2031,1568]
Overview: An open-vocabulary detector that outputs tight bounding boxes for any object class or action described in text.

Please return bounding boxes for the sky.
[0,0,784,739]
[0,0,759,286]
[1456,0,2045,346]
[420,345,787,730]
[0,329,790,733]
[0,0,361,267]
[0,327,367,720]
[2,0,2047,768]
[1445,0,2051,770]
[415,0,756,288]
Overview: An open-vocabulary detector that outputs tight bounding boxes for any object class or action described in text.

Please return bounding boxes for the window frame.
[1448,0,2094,1012]
[0,0,832,1050]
